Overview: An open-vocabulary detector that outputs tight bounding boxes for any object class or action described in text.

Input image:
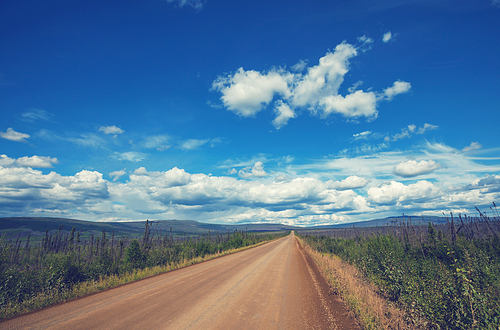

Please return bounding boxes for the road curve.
[1,233,359,329]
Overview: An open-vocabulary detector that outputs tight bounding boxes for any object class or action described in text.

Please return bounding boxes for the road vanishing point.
[2,233,360,329]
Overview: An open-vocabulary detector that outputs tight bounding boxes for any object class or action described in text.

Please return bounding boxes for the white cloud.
[368,180,441,205]
[225,168,237,175]
[292,59,308,72]
[493,0,500,7]
[0,155,15,167]
[273,100,295,129]
[179,138,210,150]
[212,68,291,117]
[0,138,498,224]
[213,40,411,128]
[113,151,146,162]
[383,80,411,100]
[357,35,374,52]
[99,125,124,135]
[417,123,438,134]
[382,31,392,43]
[385,123,438,142]
[348,80,364,93]
[0,128,30,143]
[393,159,442,177]
[462,142,482,153]
[290,42,357,108]
[467,175,500,193]
[328,176,370,190]
[0,155,58,168]
[239,161,268,179]
[109,169,127,182]
[319,90,378,120]
[0,167,109,213]
[15,156,59,168]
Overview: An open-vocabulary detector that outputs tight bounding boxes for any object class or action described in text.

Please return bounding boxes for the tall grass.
[0,221,288,319]
[298,205,500,329]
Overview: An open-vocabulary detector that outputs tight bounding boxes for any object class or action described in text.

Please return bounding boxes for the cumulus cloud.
[382,32,393,43]
[368,180,440,205]
[273,100,295,129]
[467,175,500,193]
[14,156,58,168]
[462,142,482,153]
[393,159,442,177]
[0,155,15,167]
[0,128,30,143]
[239,161,268,179]
[383,80,411,100]
[212,68,291,117]
[99,125,124,135]
[213,40,411,128]
[0,146,499,224]
[319,90,378,120]
[0,167,109,213]
[329,176,370,190]
[130,167,191,188]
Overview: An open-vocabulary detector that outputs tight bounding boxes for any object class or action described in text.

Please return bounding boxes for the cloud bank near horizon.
[1,140,498,225]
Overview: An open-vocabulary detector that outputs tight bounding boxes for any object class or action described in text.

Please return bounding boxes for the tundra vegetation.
[298,205,500,330]
[0,220,288,319]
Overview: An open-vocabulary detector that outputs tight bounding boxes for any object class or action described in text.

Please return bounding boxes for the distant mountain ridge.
[0,216,448,241]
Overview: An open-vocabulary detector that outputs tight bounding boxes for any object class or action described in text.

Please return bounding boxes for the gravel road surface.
[1,233,359,329]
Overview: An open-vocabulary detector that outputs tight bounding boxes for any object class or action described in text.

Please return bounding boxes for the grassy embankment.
[0,220,289,319]
[298,207,500,330]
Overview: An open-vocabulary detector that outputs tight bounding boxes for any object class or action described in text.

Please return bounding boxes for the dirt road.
[1,233,359,329]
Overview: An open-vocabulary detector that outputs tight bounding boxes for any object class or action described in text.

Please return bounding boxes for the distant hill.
[0,215,449,242]
[0,217,298,242]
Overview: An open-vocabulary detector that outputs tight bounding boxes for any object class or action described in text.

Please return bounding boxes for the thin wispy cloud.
[21,109,54,122]
[112,151,146,162]
[166,0,205,10]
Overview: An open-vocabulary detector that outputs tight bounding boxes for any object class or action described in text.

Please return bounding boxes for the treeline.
[298,208,500,329]
[0,220,287,315]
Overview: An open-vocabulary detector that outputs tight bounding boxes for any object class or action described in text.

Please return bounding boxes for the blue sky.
[1,0,500,225]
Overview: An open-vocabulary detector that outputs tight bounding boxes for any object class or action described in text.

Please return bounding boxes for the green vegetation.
[0,220,288,319]
[299,207,500,329]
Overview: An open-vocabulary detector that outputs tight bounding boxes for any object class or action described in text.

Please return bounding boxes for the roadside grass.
[298,208,500,330]
[297,236,411,330]
[0,231,285,320]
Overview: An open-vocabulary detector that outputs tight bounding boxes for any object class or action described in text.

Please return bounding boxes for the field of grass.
[0,219,289,319]
[298,206,500,330]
